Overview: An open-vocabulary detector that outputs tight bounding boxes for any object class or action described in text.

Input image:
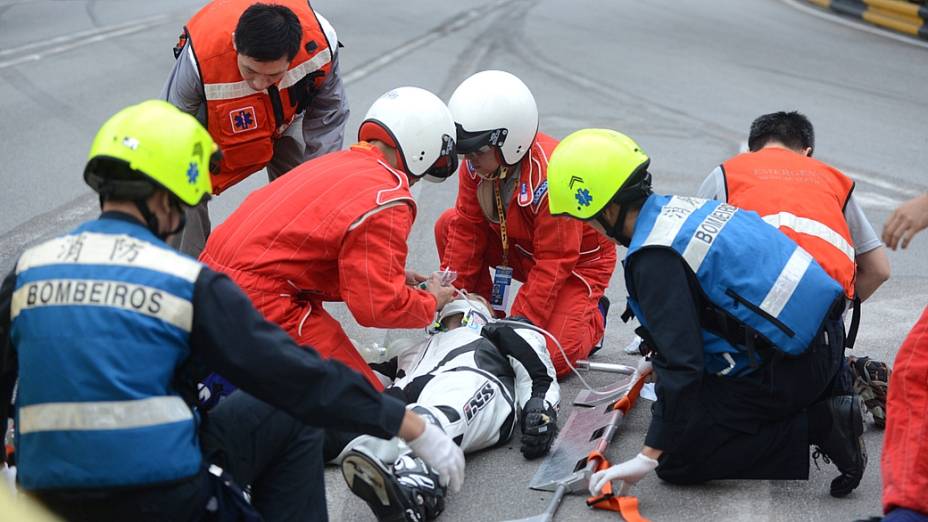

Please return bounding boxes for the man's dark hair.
[748,111,815,154]
[234,3,303,62]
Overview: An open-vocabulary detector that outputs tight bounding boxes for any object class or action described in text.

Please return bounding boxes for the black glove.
[520,397,558,459]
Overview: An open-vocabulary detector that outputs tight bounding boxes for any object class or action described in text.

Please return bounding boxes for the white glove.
[636,357,652,376]
[589,453,658,497]
[406,423,466,493]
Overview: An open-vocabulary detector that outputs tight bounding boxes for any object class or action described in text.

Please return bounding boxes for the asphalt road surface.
[1,1,927,520]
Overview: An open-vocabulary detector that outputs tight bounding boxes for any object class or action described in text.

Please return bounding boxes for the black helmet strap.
[597,168,653,247]
[133,196,187,241]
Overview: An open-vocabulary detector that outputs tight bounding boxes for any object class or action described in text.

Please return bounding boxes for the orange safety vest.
[183,0,333,194]
[722,147,857,298]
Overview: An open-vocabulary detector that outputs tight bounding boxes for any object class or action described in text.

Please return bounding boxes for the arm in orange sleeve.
[440,166,491,292]
[338,202,437,328]
[510,205,584,326]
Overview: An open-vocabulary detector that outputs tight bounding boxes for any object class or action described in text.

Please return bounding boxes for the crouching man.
[339,295,560,521]
[547,129,866,499]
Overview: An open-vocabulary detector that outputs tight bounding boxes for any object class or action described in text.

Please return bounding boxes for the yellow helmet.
[547,129,651,220]
[84,100,216,206]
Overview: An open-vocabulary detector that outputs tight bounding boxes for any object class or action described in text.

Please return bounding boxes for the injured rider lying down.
[339,294,561,522]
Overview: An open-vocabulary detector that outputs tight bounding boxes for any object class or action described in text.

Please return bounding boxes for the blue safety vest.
[624,194,843,377]
[10,216,203,490]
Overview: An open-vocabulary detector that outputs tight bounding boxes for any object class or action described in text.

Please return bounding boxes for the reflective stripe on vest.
[14,230,201,281]
[762,212,855,262]
[624,194,843,377]
[722,148,856,298]
[19,397,193,434]
[203,51,332,101]
[12,217,202,490]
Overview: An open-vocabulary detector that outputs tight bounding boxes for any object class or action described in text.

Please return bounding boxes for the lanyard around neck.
[493,167,510,266]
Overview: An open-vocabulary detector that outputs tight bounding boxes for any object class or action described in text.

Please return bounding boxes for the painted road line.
[0,15,167,57]
[0,15,169,69]
[845,170,923,198]
[341,0,510,85]
[854,190,901,209]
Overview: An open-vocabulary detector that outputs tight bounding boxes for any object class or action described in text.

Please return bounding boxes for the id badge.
[490,265,513,312]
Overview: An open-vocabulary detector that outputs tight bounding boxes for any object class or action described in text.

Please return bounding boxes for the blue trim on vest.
[624,194,842,377]
[12,217,202,490]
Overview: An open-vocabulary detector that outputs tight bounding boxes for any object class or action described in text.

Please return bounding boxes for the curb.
[806,0,928,40]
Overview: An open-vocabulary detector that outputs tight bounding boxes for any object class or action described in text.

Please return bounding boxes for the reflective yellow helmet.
[547,129,651,220]
[84,100,216,206]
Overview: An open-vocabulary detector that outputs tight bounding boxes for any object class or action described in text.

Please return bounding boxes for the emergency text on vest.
[23,279,163,315]
[694,203,737,245]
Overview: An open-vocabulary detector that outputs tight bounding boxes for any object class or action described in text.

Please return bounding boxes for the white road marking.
[852,190,901,210]
[843,170,923,198]
[0,15,168,70]
[340,0,509,85]
[779,0,928,50]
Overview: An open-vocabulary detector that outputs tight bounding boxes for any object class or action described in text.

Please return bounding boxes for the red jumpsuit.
[882,305,928,516]
[201,143,437,390]
[435,133,617,378]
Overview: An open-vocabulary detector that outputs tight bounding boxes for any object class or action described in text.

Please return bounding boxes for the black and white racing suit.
[338,323,560,462]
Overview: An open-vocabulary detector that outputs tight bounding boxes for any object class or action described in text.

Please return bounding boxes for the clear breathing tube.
[451,288,632,398]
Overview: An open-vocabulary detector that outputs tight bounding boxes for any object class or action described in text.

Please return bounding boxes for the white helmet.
[358,87,458,182]
[448,70,539,165]
[436,296,493,331]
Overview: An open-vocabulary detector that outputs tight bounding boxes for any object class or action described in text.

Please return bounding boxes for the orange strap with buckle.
[585,367,653,522]
[585,450,650,522]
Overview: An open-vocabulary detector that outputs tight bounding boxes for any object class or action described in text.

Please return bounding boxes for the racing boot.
[848,356,890,429]
[342,447,446,522]
[810,395,867,498]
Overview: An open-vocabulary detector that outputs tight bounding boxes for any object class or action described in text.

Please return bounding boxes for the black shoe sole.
[342,450,418,522]
[830,398,867,498]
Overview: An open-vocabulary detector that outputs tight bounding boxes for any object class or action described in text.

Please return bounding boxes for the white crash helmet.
[358,87,458,182]
[448,70,539,165]
[435,295,493,332]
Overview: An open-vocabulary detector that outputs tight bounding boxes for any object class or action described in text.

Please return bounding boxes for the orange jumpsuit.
[882,305,928,516]
[435,133,616,378]
[201,143,437,390]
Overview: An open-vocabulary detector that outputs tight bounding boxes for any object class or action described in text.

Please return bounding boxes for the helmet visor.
[422,134,459,182]
[455,123,508,155]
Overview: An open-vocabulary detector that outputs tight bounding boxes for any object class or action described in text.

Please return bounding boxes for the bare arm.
[854,246,891,302]
[883,193,928,250]
[844,194,889,301]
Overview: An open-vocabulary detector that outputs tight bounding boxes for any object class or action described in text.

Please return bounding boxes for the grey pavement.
[1,0,927,521]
